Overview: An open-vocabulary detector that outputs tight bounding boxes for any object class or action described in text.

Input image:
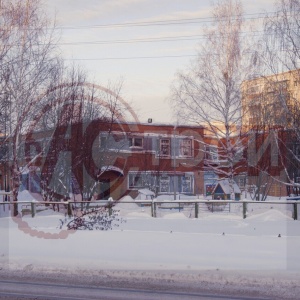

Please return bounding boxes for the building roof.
[137,189,155,196]
[213,179,241,194]
[99,166,124,176]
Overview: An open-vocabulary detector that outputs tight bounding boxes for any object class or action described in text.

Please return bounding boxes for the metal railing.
[0,195,298,220]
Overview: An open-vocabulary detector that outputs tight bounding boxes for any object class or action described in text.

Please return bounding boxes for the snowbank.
[162,212,187,219]
[114,195,148,217]
[18,190,42,202]
[0,205,299,299]
[246,209,293,221]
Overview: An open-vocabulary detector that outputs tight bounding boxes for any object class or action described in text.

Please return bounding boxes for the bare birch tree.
[0,0,62,214]
[26,67,130,203]
[171,0,258,199]
[264,0,300,73]
[0,1,132,217]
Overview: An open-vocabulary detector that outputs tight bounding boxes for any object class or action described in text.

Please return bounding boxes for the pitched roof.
[213,179,241,194]
[138,189,155,196]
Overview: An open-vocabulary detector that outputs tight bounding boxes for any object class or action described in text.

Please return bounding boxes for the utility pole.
[173,125,177,200]
[4,92,8,201]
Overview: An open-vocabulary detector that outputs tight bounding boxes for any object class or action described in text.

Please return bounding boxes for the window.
[160,139,170,156]
[294,144,300,159]
[180,139,192,157]
[276,80,288,90]
[128,173,143,189]
[100,136,107,148]
[247,85,260,95]
[238,177,246,188]
[129,137,143,148]
[160,175,170,193]
[181,175,192,193]
[205,145,218,162]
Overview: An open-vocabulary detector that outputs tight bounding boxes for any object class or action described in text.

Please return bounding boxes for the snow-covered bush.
[59,206,125,230]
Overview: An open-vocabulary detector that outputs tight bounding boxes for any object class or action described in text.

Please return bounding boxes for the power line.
[57,32,265,46]
[64,54,198,61]
[63,48,298,61]
[57,34,205,46]
[59,35,205,46]
[6,30,266,47]
[53,12,273,30]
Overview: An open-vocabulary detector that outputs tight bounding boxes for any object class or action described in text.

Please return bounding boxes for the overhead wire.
[11,12,274,31]
[50,11,275,61]
[3,12,272,48]
[65,55,198,61]
[63,48,298,61]
[57,31,266,46]
[54,12,273,30]
[5,31,266,47]
[58,34,206,46]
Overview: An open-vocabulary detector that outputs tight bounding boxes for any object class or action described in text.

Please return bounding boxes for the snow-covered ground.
[0,193,300,299]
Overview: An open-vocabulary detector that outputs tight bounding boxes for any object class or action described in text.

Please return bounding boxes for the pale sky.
[44,0,275,124]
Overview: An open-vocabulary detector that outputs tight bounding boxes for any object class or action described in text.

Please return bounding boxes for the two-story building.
[1,121,206,200]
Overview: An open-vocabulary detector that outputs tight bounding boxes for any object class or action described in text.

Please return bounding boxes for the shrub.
[59,205,125,230]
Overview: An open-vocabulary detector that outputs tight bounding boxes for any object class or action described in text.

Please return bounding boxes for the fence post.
[67,201,73,217]
[243,202,247,219]
[108,197,113,216]
[293,203,298,220]
[195,202,198,218]
[31,201,36,218]
[151,200,157,218]
[151,200,154,217]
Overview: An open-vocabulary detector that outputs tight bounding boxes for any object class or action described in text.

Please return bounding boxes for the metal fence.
[0,195,298,220]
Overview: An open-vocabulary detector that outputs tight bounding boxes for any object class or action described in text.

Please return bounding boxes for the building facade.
[3,67,300,201]
[1,122,206,200]
[242,69,300,129]
[241,69,300,197]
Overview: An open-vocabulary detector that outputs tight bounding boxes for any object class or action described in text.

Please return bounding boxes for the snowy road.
[0,279,272,300]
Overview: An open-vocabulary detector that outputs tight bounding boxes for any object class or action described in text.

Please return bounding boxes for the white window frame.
[128,173,143,189]
[181,175,193,193]
[180,139,192,157]
[238,177,246,188]
[129,137,143,148]
[160,139,170,156]
[159,175,170,193]
[205,145,219,162]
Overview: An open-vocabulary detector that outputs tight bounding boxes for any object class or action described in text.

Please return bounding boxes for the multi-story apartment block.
[242,69,300,197]
[242,69,300,129]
